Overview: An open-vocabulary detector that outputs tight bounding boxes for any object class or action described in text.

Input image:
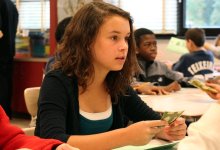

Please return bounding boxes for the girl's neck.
[89,65,109,88]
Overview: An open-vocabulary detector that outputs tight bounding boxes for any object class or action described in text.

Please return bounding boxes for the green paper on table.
[188,79,218,93]
[167,37,188,54]
[161,111,184,124]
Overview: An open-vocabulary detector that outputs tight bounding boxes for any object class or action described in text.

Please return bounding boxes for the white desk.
[114,139,178,150]
[139,88,216,117]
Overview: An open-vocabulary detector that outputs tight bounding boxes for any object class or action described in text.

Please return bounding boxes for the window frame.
[12,0,50,31]
[177,0,220,37]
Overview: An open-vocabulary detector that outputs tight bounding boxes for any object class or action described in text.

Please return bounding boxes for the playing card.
[188,79,218,93]
[161,111,184,124]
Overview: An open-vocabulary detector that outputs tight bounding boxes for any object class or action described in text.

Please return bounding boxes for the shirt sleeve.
[36,74,71,142]
[178,103,220,150]
[172,55,187,72]
[209,46,220,59]
[0,106,62,150]
[123,87,161,122]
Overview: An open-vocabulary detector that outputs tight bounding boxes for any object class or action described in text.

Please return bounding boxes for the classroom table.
[114,139,179,150]
[139,88,216,117]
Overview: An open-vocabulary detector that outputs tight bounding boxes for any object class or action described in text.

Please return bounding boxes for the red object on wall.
[11,60,46,113]
[49,0,58,56]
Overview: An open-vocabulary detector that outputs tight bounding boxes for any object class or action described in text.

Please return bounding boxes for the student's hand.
[206,76,220,85]
[205,82,220,100]
[134,83,170,95]
[163,81,181,92]
[156,117,186,141]
[124,120,167,146]
[56,143,80,150]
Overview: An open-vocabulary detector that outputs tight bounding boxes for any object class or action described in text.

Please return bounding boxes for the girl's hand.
[125,120,167,146]
[156,117,186,141]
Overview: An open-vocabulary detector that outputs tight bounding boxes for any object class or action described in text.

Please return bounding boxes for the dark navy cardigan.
[35,70,161,142]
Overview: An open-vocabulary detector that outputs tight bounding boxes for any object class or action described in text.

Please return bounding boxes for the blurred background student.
[0,0,18,118]
[172,28,214,78]
[204,34,220,59]
[178,82,220,150]
[44,16,72,74]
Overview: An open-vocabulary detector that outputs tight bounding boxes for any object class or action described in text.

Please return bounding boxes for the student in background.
[204,34,220,59]
[172,28,214,78]
[178,83,220,150]
[0,105,79,150]
[44,17,72,74]
[35,2,186,149]
[0,0,18,118]
[133,28,182,94]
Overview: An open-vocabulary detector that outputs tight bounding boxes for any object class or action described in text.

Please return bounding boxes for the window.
[12,0,50,30]
[104,0,178,34]
[178,0,220,36]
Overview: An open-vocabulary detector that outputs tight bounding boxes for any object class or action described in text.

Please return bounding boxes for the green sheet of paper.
[167,37,188,54]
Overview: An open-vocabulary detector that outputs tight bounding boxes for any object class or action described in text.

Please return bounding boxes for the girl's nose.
[118,40,128,51]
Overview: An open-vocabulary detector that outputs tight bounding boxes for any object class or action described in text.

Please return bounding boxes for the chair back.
[24,87,40,126]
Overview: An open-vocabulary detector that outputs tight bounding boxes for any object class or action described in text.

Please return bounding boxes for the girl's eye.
[111,36,118,41]
[125,36,130,42]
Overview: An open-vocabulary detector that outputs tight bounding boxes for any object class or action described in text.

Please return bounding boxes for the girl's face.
[91,15,130,74]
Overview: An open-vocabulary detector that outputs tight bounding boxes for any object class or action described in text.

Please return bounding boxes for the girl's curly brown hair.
[54,1,139,103]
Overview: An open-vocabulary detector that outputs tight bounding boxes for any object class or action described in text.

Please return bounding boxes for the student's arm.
[204,42,220,59]
[35,74,71,142]
[67,120,167,150]
[162,62,183,82]
[172,55,187,72]
[178,103,220,150]
[37,75,167,149]
[124,87,186,142]
[0,106,75,150]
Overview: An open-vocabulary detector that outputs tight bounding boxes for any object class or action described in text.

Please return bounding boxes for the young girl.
[35,2,186,149]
